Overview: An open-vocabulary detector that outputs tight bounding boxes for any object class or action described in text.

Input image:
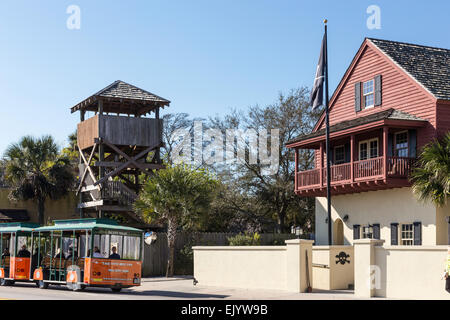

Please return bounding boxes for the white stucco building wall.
[315,187,449,246]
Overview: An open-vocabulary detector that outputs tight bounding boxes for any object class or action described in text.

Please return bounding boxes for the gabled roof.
[286,108,426,146]
[70,80,171,115]
[368,38,450,100]
[312,37,448,132]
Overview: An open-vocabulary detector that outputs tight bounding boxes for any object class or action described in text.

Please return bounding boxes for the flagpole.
[324,19,332,245]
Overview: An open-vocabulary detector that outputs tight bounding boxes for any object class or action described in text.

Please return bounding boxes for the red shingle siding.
[317,44,437,150]
[436,102,450,138]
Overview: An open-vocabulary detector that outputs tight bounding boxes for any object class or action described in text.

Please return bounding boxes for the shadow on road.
[3,281,229,299]
[129,290,228,299]
[311,289,355,295]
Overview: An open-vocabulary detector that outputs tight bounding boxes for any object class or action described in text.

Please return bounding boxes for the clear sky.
[0,0,448,154]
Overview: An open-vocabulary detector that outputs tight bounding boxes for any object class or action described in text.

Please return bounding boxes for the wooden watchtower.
[70,80,170,225]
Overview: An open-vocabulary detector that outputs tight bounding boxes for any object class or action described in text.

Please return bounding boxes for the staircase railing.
[101,181,137,206]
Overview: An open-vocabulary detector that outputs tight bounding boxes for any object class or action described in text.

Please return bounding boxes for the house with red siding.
[287,38,450,246]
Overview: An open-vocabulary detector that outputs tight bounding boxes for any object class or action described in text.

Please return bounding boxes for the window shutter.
[344,143,351,163]
[354,82,361,112]
[388,133,393,157]
[353,225,360,240]
[408,130,417,158]
[373,224,380,240]
[390,223,398,245]
[374,75,382,106]
[413,222,422,245]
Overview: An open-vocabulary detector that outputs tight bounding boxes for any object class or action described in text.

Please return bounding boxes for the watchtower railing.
[101,181,137,206]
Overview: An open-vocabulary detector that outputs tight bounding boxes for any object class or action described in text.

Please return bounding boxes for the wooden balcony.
[295,156,415,197]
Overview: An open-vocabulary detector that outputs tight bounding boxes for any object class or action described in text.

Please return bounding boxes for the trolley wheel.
[111,287,122,292]
[71,284,86,292]
[2,280,14,286]
[38,280,49,289]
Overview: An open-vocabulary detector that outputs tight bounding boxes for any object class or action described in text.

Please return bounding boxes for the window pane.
[335,146,345,164]
[363,80,374,108]
[364,94,374,107]
[363,80,374,94]
[400,224,413,246]
[362,226,373,239]
[16,236,31,257]
[79,235,87,258]
[370,140,378,158]
[110,235,122,259]
[93,234,110,258]
[359,143,368,160]
[395,132,408,157]
[123,236,140,260]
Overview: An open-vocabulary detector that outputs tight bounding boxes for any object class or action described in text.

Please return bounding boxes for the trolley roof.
[34,218,143,235]
[0,222,40,233]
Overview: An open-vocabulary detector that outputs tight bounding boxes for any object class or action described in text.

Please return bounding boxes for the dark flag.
[310,33,327,110]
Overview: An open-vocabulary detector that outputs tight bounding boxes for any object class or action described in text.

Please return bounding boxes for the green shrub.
[270,234,296,245]
[174,243,194,275]
[227,232,261,246]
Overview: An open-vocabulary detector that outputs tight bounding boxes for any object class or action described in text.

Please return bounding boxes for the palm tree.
[134,163,218,277]
[411,132,450,207]
[3,135,75,225]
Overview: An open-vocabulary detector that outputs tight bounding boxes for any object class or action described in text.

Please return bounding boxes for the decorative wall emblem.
[335,252,350,265]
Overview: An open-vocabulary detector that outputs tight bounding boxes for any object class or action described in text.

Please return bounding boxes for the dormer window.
[363,80,374,108]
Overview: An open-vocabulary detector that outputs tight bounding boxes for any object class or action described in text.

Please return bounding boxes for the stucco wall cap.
[353,239,385,245]
[192,246,287,251]
[284,239,315,245]
[312,245,354,250]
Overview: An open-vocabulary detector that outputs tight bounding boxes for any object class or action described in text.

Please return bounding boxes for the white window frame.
[363,79,375,109]
[397,223,414,246]
[358,138,379,160]
[394,130,409,158]
[334,145,345,164]
[362,225,373,239]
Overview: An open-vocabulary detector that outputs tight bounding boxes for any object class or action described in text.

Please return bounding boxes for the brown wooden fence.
[142,232,298,276]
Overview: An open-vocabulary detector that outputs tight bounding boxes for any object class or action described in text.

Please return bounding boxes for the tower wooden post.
[71,80,170,226]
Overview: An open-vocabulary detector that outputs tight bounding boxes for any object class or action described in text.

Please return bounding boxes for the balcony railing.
[296,156,415,190]
[354,157,384,180]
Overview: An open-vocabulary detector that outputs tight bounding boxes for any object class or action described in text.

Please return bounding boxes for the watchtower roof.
[70,80,171,116]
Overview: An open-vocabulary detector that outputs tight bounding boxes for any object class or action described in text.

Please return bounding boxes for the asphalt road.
[0,277,361,300]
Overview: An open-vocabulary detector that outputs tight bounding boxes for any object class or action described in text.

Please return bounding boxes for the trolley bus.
[31,218,144,292]
[0,222,40,286]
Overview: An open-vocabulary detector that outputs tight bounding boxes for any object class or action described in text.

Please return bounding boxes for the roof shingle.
[369,38,450,100]
[70,80,170,115]
[286,108,426,145]
[94,80,170,104]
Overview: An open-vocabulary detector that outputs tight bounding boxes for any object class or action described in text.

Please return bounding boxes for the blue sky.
[0,0,448,154]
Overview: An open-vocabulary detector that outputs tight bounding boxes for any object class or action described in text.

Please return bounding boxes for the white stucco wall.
[315,187,439,246]
[312,246,354,290]
[193,240,314,292]
[436,203,450,245]
[193,246,288,290]
[372,245,449,299]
